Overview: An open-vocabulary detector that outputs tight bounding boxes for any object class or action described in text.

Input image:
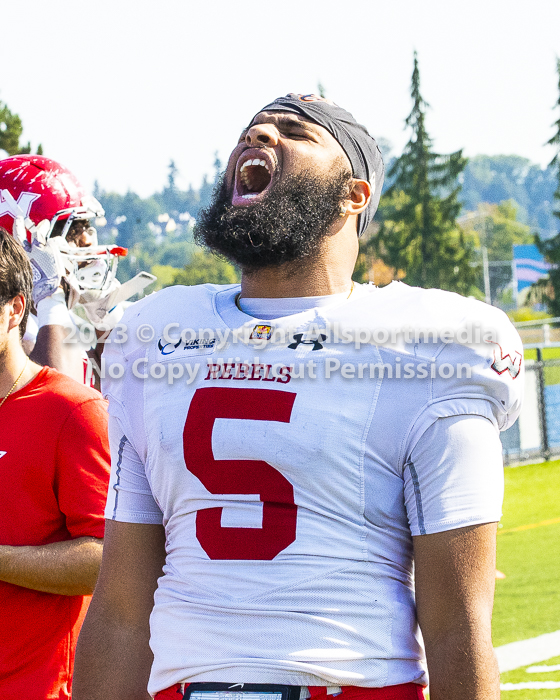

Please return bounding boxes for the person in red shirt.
[0,228,111,699]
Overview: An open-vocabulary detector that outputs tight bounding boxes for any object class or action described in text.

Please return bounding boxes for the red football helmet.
[0,155,154,326]
[0,155,123,303]
[0,155,104,240]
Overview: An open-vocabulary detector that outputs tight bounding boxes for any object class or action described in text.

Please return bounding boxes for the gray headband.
[254,93,385,236]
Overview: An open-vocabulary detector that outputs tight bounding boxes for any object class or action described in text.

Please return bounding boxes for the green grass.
[500,653,560,683]
[488,461,560,698]
[500,655,560,699]
[523,347,560,385]
[493,460,560,647]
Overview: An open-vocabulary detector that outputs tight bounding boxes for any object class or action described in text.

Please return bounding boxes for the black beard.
[193,167,352,271]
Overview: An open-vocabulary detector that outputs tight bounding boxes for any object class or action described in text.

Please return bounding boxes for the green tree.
[150,264,182,290]
[548,57,560,227]
[173,250,239,286]
[0,100,24,155]
[198,152,223,210]
[461,200,533,261]
[0,98,42,155]
[535,58,560,315]
[460,200,533,306]
[371,53,476,295]
[99,190,161,250]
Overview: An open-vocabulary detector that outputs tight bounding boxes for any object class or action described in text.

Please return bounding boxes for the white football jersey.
[103,282,523,696]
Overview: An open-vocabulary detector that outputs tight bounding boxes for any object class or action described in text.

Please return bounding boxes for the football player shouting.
[74,95,522,700]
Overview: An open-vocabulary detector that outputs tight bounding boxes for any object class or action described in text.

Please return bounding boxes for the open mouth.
[233,150,275,206]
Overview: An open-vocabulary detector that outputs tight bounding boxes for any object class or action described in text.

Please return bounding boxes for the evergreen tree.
[159,159,181,214]
[547,57,560,226]
[174,249,239,286]
[0,100,25,155]
[167,159,179,191]
[371,53,476,295]
[0,98,42,155]
[212,151,222,179]
[536,58,560,315]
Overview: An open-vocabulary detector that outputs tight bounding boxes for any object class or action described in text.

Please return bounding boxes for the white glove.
[78,279,124,331]
[15,216,80,308]
[76,271,156,331]
[27,238,68,306]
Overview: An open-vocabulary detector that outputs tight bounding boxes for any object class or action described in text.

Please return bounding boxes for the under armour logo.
[288,333,327,351]
[0,190,40,220]
[487,341,522,379]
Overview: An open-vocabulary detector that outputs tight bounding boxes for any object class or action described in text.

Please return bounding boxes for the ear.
[7,294,26,333]
[345,179,371,216]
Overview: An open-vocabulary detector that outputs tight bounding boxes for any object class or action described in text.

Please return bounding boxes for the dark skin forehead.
[229,110,355,186]
[243,111,335,144]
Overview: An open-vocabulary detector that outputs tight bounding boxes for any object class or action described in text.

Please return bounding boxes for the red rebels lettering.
[233,363,251,380]
[221,362,236,379]
[205,362,291,384]
[248,363,266,380]
[262,365,276,382]
[276,366,291,384]
[206,363,222,379]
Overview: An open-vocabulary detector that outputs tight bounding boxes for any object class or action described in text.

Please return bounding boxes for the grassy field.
[524,347,560,385]
[500,655,560,700]
[493,459,560,696]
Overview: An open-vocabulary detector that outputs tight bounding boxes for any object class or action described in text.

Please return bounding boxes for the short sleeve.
[404,414,504,536]
[104,414,163,524]
[55,398,111,539]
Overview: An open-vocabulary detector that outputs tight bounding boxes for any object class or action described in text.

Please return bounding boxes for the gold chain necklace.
[0,357,29,411]
[235,281,355,311]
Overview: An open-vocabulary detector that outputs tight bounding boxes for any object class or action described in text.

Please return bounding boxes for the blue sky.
[2,0,559,197]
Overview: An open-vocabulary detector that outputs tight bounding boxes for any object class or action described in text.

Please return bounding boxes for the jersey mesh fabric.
[102,282,522,695]
[0,367,110,700]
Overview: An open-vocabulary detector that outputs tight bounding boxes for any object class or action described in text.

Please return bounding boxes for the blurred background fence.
[502,317,560,463]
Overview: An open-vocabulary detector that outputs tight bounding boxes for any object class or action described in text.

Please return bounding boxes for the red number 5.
[183,387,297,560]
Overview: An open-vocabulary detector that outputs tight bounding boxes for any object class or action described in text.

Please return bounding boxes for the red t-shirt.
[0,367,110,699]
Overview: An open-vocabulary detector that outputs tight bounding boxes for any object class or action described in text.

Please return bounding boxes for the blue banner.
[513,244,552,293]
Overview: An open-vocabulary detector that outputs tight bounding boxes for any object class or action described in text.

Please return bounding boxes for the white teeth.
[242,194,258,199]
[239,158,270,172]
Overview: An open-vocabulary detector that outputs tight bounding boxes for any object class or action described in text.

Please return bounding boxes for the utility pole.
[480,215,492,304]
[481,243,491,305]
[458,210,492,304]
